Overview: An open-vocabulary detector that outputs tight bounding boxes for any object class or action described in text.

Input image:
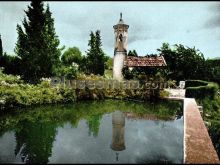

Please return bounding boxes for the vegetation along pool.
[0,99,183,164]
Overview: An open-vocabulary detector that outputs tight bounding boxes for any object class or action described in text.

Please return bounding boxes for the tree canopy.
[85,30,106,75]
[15,1,61,83]
[61,47,82,66]
[128,50,138,56]
[157,43,207,81]
[0,35,2,56]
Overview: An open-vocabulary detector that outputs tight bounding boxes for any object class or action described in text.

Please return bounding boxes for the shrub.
[160,90,169,98]
[185,80,208,88]
[0,72,76,110]
[185,80,218,99]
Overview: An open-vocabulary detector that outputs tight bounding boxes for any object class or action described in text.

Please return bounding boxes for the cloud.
[204,2,220,29]
[0,2,220,58]
[205,16,220,28]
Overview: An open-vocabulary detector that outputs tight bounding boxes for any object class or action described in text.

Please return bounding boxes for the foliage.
[0,53,21,75]
[128,50,138,56]
[105,56,113,70]
[185,80,218,100]
[159,90,169,98]
[207,121,220,158]
[0,71,76,110]
[61,47,82,66]
[185,80,208,88]
[157,43,206,81]
[122,66,134,80]
[54,63,78,79]
[206,58,220,85]
[196,97,220,159]
[85,30,106,75]
[15,1,62,83]
[0,35,2,56]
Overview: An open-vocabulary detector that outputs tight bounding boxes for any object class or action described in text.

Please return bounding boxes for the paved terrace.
[164,88,219,163]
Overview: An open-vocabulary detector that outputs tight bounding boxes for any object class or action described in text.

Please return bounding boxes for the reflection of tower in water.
[111,110,126,161]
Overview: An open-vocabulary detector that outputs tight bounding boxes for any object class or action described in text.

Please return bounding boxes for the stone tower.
[113,13,129,81]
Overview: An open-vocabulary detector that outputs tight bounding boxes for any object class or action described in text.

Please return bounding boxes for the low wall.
[183,98,219,164]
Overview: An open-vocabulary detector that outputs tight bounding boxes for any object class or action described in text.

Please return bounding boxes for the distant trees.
[61,47,82,66]
[0,36,21,75]
[15,1,62,83]
[105,57,113,70]
[128,49,138,56]
[85,30,106,75]
[157,43,207,81]
[206,58,220,85]
[55,47,82,79]
[0,53,21,75]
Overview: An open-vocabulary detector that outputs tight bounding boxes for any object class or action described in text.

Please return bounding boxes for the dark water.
[0,99,183,164]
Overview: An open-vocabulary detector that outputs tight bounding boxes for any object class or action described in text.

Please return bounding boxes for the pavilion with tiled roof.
[124,55,167,67]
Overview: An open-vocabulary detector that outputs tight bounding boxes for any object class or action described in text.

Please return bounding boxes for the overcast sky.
[0,1,220,59]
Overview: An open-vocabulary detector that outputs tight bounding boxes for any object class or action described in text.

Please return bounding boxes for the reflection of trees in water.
[86,115,102,137]
[14,120,57,164]
[0,99,184,163]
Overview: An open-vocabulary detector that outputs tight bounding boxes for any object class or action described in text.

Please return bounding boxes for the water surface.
[0,99,183,164]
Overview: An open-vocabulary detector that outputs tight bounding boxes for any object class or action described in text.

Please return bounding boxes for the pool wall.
[183,98,219,164]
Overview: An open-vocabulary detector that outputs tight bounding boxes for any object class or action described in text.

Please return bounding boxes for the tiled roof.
[124,55,167,67]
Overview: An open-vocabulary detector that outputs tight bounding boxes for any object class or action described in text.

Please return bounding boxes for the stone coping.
[183,98,219,164]
[164,97,219,163]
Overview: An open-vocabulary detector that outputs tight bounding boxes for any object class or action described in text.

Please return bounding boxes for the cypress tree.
[15,1,61,83]
[86,31,96,74]
[0,35,2,56]
[86,30,105,75]
[94,30,105,75]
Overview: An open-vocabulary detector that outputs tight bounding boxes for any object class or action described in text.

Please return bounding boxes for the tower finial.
[120,13,122,20]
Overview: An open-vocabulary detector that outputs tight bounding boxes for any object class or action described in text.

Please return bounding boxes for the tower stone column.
[113,13,129,81]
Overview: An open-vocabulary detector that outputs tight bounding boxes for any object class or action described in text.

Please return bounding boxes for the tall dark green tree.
[0,35,2,56]
[94,30,105,75]
[86,30,106,75]
[15,1,61,83]
[0,35,21,75]
[128,49,138,56]
[86,31,96,74]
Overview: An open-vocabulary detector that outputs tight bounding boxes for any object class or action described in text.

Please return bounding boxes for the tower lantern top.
[113,12,129,29]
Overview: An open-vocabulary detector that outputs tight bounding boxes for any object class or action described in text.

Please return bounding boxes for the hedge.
[185,80,218,99]
[185,80,208,88]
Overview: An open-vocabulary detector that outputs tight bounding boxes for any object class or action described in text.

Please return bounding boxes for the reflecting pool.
[0,99,183,164]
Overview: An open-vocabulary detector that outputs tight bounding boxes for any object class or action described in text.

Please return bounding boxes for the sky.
[0,1,220,59]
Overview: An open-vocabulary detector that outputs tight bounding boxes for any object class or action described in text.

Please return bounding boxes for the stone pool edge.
[165,97,219,163]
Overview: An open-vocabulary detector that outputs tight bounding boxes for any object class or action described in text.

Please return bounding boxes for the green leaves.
[15,1,61,83]
[158,43,207,81]
[61,47,82,66]
[85,30,106,76]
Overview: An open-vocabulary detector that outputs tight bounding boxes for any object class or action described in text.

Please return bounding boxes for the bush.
[185,80,208,88]
[185,80,218,99]
[0,72,76,110]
